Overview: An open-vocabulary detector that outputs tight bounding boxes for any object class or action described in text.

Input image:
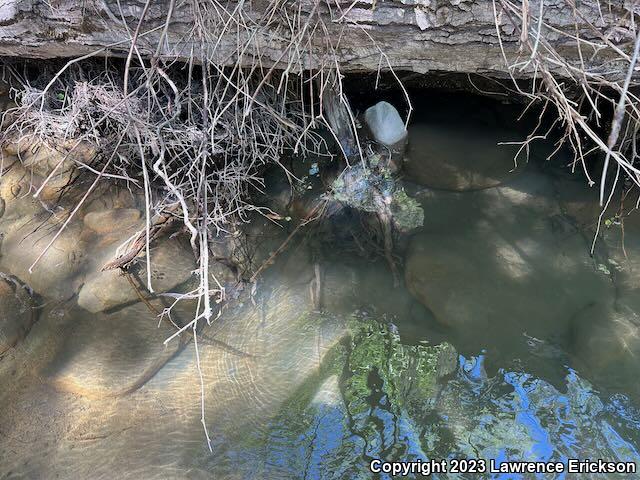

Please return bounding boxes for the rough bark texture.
[0,0,634,77]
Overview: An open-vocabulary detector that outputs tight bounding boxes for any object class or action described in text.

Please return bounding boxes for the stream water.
[1,94,640,479]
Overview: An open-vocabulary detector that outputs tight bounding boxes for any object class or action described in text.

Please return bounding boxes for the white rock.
[415,7,430,30]
[364,101,407,146]
[0,0,18,23]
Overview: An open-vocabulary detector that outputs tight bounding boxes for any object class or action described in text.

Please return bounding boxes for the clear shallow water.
[2,100,640,478]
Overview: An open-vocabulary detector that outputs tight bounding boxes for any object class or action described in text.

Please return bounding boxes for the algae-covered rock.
[330,163,390,214]
[343,319,456,419]
[330,161,423,231]
[257,318,457,476]
[389,187,424,232]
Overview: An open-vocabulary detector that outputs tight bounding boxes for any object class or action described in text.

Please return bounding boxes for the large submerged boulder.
[83,208,141,234]
[5,139,96,201]
[402,95,526,191]
[404,167,613,348]
[404,121,522,191]
[1,220,89,301]
[0,144,96,300]
[137,280,350,458]
[40,300,190,398]
[570,304,640,391]
[77,238,196,313]
[597,207,640,314]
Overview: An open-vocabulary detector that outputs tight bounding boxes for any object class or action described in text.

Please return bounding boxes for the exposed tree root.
[492,0,640,249]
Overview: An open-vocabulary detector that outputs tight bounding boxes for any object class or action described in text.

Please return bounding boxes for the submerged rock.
[258,319,456,477]
[570,304,640,392]
[1,221,89,301]
[404,120,522,191]
[405,168,612,347]
[83,208,141,234]
[138,281,350,456]
[551,172,600,230]
[3,139,97,201]
[0,162,41,219]
[41,301,188,398]
[364,101,407,146]
[343,320,456,418]
[0,146,197,310]
[597,209,640,315]
[0,275,34,355]
[0,273,351,478]
[0,157,98,300]
[77,238,196,313]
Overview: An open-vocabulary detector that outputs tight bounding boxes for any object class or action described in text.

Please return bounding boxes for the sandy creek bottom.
[2,102,640,479]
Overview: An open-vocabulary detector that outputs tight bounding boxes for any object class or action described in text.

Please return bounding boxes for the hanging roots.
[492,0,640,250]
[0,0,408,451]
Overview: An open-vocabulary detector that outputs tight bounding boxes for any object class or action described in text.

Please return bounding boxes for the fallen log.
[0,0,634,81]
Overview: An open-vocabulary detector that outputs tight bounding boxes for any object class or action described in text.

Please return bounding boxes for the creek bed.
[1,94,640,479]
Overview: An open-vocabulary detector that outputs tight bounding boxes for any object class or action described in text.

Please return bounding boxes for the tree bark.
[0,0,634,79]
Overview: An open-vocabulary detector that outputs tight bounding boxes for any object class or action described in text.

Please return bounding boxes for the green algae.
[342,319,456,419]
[263,315,457,464]
[272,315,457,425]
[330,164,423,231]
[390,188,424,231]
